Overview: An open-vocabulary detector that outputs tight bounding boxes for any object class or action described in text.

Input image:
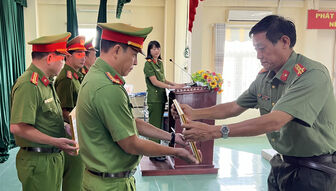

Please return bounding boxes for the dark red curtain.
[189,0,204,32]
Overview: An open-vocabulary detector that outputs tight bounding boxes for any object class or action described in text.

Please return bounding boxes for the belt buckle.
[280,154,284,162]
[103,172,111,178]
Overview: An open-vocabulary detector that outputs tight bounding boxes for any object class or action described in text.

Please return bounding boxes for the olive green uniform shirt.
[144,59,167,103]
[79,66,88,83]
[237,52,336,157]
[55,64,83,110]
[10,64,65,147]
[77,58,140,173]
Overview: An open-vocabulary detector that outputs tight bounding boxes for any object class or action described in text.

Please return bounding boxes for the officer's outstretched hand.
[182,118,216,142]
[175,133,188,147]
[55,138,79,156]
[171,103,194,120]
[174,147,199,164]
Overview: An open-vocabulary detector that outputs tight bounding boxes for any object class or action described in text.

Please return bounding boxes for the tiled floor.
[0,136,272,191]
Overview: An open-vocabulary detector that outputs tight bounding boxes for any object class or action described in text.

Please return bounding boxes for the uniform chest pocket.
[41,101,58,115]
[258,97,272,114]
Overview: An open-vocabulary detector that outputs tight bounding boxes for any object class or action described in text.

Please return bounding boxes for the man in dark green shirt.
[176,15,336,190]
[55,35,86,191]
[10,32,78,191]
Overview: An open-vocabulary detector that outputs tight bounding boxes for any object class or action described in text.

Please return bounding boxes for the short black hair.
[31,52,49,60]
[100,39,128,53]
[249,15,296,48]
[146,40,162,60]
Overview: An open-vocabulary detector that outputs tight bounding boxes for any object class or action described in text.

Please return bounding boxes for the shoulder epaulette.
[258,68,268,74]
[105,72,122,85]
[67,71,73,79]
[30,72,39,85]
[147,59,152,62]
[293,63,306,76]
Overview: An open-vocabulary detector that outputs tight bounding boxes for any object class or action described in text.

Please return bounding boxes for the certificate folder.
[172,99,202,163]
[69,107,79,154]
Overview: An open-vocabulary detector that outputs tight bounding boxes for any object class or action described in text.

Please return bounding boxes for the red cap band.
[101,29,145,48]
[32,42,67,52]
[67,43,86,51]
[85,43,94,50]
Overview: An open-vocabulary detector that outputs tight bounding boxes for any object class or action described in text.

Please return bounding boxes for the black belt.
[21,147,61,153]
[279,153,336,175]
[87,168,136,178]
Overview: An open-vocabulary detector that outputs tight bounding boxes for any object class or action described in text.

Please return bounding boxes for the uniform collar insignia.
[73,72,79,80]
[41,76,50,86]
[293,63,306,76]
[67,71,73,79]
[30,72,39,85]
[105,72,122,85]
[147,59,152,62]
[113,74,124,85]
[280,70,289,81]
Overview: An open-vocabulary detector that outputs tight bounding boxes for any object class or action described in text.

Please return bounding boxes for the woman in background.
[143,40,185,161]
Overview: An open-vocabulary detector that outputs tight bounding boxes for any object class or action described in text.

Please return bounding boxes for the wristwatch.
[220,125,230,139]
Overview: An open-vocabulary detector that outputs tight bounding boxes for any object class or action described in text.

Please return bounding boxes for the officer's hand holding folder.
[172,99,202,163]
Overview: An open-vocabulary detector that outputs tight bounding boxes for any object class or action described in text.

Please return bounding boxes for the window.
[221,27,261,103]
[78,28,97,46]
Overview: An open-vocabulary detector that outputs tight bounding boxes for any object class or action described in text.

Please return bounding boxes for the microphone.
[169,58,188,71]
[169,59,195,86]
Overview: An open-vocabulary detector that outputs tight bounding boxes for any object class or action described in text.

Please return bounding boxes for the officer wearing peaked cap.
[55,35,86,191]
[80,38,97,78]
[76,23,198,191]
[10,32,78,191]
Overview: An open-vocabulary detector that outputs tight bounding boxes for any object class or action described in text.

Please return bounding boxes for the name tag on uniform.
[44,97,54,103]
[156,69,160,72]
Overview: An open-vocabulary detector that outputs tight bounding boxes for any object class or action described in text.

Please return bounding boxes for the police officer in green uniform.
[55,36,86,191]
[76,23,198,191]
[80,38,97,79]
[144,40,185,161]
[173,15,336,190]
[10,32,78,191]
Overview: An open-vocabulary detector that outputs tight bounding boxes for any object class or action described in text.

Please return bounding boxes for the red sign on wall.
[307,9,336,29]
